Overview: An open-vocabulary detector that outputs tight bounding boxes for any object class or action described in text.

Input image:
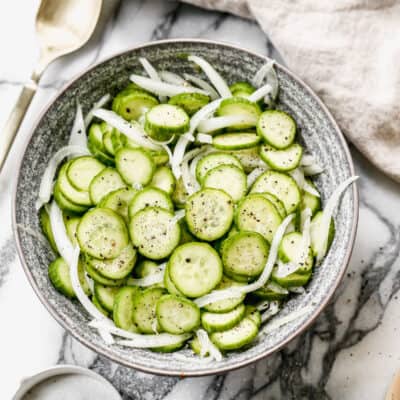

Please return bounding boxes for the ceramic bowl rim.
[12,38,359,377]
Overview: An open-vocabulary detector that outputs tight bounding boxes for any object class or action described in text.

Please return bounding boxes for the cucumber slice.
[195,152,242,183]
[257,110,296,149]
[39,207,58,253]
[145,104,189,141]
[272,268,312,288]
[260,143,302,171]
[203,276,246,313]
[64,214,81,246]
[86,244,137,280]
[245,305,261,328]
[93,284,119,312]
[301,180,321,215]
[48,257,75,298]
[164,264,184,296]
[151,150,169,166]
[224,147,261,173]
[92,295,109,317]
[259,192,287,219]
[217,97,261,130]
[310,211,335,258]
[278,232,313,272]
[101,124,117,156]
[113,286,141,332]
[168,93,210,116]
[236,194,282,243]
[115,147,155,186]
[88,124,114,166]
[66,156,105,192]
[172,177,189,209]
[221,231,269,278]
[251,170,301,214]
[229,81,255,97]
[98,187,137,223]
[111,129,125,155]
[84,258,126,286]
[213,133,260,150]
[185,188,234,241]
[156,294,200,334]
[201,303,245,333]
[190,336,208,356]
[128,187,173,217]
[150,166,175,195]
[151,340,186,353]
[112,90,159,121]
[89,167,125,205]
[53,181,88,214]
[130,207,181,260]
[132,287,166,333]
[210,317,258,351]
[168,242,223,298]
[77,208,129,260]
[57,163,92,207]
[252,284,288,301]
[202,164,247,202]
[49,257,90,298]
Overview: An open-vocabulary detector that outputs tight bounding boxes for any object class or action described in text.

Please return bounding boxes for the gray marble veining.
[1,0,399,399]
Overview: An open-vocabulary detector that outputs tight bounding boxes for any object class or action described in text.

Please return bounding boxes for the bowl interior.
[14,40,357,376]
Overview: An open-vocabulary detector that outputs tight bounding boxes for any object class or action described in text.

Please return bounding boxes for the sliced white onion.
[247,83,272,103]
[197,115,257,133]
[130,74,209,97]
[251,61,279,106]
[68,102,87,149]
[260,306,312,335]
[195,214,294,308]
[303,164,325,176]
[84,93,111,127]
[256,301,270,312]
[303,181,320,197]
[266,282,289,295]
[300,154,316,167]
[139,57,166,102]
[247,166,268,187]
[261,301,280,323]
[182,147,204,195]
[315,176,358,262]
[128,263,166,287]
[196,133,213,144]
[171,99,223,179]
[196,329,222,361]
[183,73,219,100]
[289,286,306,294]
[89,320,191,348]
[159,70,187,86]
[188,55,231,98]
[172,209,186,224]
[92,109,162,151]
[36,145,90,210]
[289,168,305,190]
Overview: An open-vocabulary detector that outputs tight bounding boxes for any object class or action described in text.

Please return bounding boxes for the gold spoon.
[0,0,102,172]
[386,371,400,400]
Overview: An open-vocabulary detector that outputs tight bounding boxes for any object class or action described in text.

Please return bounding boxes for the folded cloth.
[181,0,400,182]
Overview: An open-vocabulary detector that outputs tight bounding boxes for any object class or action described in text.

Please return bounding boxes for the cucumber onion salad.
[37,55,357,360]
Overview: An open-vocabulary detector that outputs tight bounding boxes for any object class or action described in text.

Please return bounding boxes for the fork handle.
[0,72,40,173]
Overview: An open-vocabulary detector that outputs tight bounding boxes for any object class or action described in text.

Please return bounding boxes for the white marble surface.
[1,1,400,399]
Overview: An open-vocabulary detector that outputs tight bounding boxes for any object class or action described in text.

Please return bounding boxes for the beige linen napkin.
[182,0,400,182]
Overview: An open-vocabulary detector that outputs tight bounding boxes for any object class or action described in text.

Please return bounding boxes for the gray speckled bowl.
[13,39,358,376]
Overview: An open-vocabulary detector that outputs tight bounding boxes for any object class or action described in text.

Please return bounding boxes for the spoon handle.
[0,72,39,173]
